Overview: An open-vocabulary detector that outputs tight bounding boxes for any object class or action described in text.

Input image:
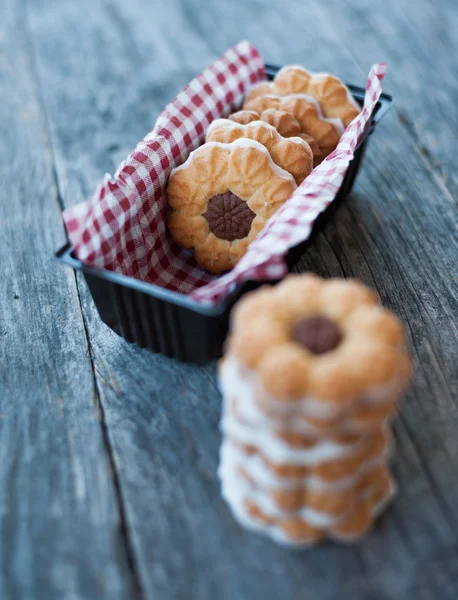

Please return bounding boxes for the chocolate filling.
[292,316,342,355]
[203,191,255,242]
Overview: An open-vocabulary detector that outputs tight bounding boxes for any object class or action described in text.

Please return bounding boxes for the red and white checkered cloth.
[63,41,386,306]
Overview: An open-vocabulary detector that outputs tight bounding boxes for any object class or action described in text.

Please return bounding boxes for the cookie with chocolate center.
[167,139,297,274]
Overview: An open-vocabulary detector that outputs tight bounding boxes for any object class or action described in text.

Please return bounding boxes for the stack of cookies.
[167,65,360,274]
[218,274,412,546]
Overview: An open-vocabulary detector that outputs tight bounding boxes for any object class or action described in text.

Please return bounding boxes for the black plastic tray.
[56,64,393,362]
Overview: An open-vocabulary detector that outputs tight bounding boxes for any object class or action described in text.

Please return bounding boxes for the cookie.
[218,275,410,546]
[229,436,391,498]
[223,394,389,464]
[257,108,299,136]
[167,139,296,274]
[225,274,412,408]
[230,108,323,166]
[206,119,313,185]
[220,440,394,545]
[240,455,391,517]
[228,110,259,126]
[221,357,401,439]
[331,467,395,541]
[297,134,322,162]
[230,108,299,138]
[246,65,361,127]
[225,418,391,483]
[243,93,344,160]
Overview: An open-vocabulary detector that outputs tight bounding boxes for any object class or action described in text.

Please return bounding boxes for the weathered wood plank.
[313,0,458,200]
[0,2,138,598]
[28,0,458,598]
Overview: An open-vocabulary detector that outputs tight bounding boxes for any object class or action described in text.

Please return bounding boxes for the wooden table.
[2,1,457,598]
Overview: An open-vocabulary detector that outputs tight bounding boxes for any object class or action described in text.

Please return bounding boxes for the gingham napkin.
[63,41,386,306]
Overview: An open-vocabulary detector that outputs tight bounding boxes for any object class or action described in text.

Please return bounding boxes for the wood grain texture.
[0,1,138,598]
[7,0,458,598]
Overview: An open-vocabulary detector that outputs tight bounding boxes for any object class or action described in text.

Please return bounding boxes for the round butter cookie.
[246,65,360,127]
[243,93,344,160]
[206,119,313,185]
[225,274,412,410]
[167,139,296,274]
[229,108,323,166]
[220,440,395,546]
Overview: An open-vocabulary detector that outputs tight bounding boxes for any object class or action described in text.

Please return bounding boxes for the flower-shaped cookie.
[230,109,323,165]
[240,462,394,544]
[246,65,361,127]
[226,274,412,408]
[220,434,394,545]
[243,94,344,159]
[230,108,299,137]
[206,119,313,185]
[228,110,259,125]
[167,139,297,274]
[232,425,389,484]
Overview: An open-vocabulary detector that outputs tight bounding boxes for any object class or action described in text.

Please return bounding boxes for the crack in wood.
[23,2,145,597]
[75,288,144,600]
